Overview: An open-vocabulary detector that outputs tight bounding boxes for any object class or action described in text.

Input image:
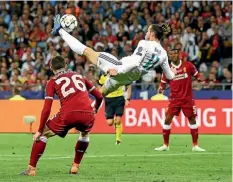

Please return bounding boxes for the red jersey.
[38,69,103,133]
[46,69,95,113]
[160,61,200,100]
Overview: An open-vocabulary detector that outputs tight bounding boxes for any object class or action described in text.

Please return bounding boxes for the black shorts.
[105,96,125,119]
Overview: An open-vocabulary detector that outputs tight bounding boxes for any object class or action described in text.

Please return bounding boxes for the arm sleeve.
[160,55,175,80]
[189,62,200,80]
[38,80,55,133]
[159,73,168,92]
[84,78,103,112]
[117,40,146,74]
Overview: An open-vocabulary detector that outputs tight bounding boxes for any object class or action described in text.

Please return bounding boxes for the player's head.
[169,48,180,63]
[145,23,171,41]
[51,56,66,72]
[13,87,20,95]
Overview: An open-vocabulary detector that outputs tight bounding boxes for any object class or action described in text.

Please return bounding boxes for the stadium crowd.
[0,1,232,92]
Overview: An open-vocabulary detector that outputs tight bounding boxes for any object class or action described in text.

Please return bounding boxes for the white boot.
[154,144,169,151]
[192,145,206,152]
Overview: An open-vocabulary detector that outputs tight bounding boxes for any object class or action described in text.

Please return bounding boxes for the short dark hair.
[170,48,180,52]
[13,87,20,95]
[150,23,171,40]
[51,56,66,70]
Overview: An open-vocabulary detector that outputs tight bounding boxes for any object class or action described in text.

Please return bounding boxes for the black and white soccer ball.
[60,14,78,33]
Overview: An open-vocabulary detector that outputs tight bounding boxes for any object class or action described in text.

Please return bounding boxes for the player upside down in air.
[51,14,177,96]
[21,56,103,176]
[99,74,132,145]
[154,48,205,152]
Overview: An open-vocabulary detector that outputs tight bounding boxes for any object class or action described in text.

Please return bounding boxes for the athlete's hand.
[33,131,42,142]
[107,68,118,76]
[157,87,164,94]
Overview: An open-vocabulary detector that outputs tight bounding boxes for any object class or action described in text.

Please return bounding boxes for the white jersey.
[117,40,175,80]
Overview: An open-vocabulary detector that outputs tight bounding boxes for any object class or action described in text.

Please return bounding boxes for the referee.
[99,74,131,145]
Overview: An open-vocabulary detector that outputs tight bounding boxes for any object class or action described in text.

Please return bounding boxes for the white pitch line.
[0,152,231,161]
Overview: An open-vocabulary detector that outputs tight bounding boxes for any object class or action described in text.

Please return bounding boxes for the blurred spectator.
[211,60,223,80]
[0,1,231,92]
[205,72,220,90]
[222,68,232,90]
[9,87,26,101]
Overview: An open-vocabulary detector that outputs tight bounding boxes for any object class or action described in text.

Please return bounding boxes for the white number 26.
[55,75,86,97]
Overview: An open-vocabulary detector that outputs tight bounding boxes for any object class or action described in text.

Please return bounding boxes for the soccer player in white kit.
[52,15,176,96]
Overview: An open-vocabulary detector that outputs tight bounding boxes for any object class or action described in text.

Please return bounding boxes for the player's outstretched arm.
[38,80,55,133]
[38,99,53,133]
[84,78,104,112]
[158,73,168,94]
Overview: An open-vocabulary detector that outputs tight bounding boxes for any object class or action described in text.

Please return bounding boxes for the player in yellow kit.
[99,74,132,145]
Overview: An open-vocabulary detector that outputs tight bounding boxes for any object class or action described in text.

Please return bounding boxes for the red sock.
[163,129,171,146]
[74,138,89,164]
[29,137,47,167]
[191,128,199,146]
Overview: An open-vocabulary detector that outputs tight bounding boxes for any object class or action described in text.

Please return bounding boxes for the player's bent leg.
[154,114,173,151]
[71,132,90,174]
[188,117,206,152]
[83,47,99,65]
[21,126,56,176]
[58,28,121,74]
[101,76,125,96]
[114,116,123,145]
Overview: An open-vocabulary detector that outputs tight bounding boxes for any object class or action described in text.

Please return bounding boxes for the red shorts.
[46,111,95,138]
[166,99,197,118]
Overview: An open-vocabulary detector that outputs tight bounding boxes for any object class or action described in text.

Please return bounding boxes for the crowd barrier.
[0,100,232,134]
[0,90,232,100]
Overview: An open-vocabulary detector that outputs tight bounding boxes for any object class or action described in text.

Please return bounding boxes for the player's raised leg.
[188,117,206,152]
[70,132,90,174]
[52,14,120,74]
[21,126,55,176]
[154,114,173,151]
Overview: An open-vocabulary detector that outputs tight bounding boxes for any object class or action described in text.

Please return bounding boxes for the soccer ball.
[60,14,78,33]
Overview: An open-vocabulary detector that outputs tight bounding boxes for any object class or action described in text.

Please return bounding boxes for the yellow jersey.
[9,95,26,101]
[99,75,124,98]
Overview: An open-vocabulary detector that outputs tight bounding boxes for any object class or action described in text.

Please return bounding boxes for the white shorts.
[97,52,122,73]
[97,52,131,92]
[97,52,141,93]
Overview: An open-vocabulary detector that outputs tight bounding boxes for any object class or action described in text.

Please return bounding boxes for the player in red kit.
[154,49,205,152]
[21,56,103,176]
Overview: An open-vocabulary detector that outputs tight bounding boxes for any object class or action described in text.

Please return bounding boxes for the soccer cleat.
[154,144,169,151]
[69,163,79,174]
[115,140,121,145]
[192,145,206,152]
[20,165,36,176]
[51,14,61,36]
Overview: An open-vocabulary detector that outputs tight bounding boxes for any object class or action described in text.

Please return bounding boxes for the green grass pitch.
[0,134,231,182]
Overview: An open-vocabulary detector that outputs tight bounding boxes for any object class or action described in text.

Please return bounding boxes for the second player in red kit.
[154,48,205,152]
[22,56,103,176]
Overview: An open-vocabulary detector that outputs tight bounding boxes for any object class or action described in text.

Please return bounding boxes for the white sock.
[59,29,87,55]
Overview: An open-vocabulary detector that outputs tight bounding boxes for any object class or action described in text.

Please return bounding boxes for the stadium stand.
[0,1,232,99]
